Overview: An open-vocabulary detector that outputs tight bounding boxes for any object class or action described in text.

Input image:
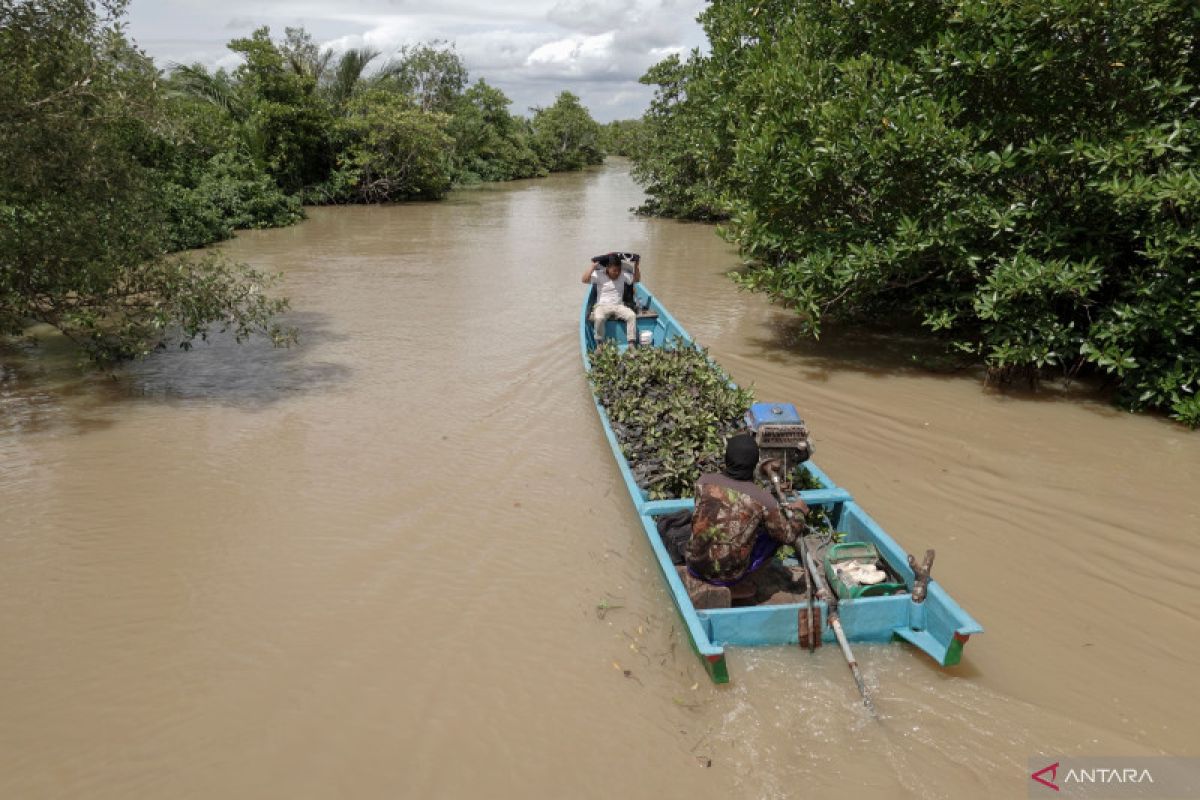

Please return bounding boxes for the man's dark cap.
[724,432,758,480]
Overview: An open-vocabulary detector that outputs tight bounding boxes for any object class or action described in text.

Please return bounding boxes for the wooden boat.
[580,282,983,684]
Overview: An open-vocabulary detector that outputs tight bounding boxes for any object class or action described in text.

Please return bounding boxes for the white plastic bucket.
[639,330,653,346]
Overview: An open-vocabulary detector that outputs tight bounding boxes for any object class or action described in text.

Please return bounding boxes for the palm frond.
[326,47,380,107]
[166,62,245,119]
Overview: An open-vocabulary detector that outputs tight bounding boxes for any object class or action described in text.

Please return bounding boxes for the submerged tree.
[0,0,291,360]
[632,0,1200,426]
[2,4,614,362]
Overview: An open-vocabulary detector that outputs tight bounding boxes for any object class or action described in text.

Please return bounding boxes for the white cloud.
[545,0,634,34]
[525,32,625,78]
[123,0,708,120]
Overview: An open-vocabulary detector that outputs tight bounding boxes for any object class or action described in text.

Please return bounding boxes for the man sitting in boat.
[685,432,809,587]
[582,253,641,347]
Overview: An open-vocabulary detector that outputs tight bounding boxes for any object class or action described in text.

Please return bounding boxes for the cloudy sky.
[123,0,709,121]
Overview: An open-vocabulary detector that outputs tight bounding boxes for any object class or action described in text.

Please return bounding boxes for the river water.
[1,160,1197,799]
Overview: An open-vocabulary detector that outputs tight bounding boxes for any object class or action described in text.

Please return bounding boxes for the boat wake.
[705,647,1159,800]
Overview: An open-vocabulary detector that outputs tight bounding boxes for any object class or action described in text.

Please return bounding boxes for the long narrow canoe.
[581,282,983,684]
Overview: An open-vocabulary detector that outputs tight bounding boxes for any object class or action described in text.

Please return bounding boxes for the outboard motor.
[744,402,814,491]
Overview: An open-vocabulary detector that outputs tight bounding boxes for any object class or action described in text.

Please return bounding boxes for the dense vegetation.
[167,31,605,208]
[1,0,292,359]
[1,0,606,361]
[631,0,1200,426]
[589,342,754,499]
[599,119,645,157]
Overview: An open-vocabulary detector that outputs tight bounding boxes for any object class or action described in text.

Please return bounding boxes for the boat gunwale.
[580,286,723,659]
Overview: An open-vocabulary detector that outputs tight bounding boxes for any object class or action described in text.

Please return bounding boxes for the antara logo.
[1031,760,1157,791]
[1031,762,1060,791]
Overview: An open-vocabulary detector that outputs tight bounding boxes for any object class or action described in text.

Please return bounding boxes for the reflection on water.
[1,160,1197,799]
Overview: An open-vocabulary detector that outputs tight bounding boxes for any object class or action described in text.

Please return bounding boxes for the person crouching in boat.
[583,253,640,347]
[685,432,809,590]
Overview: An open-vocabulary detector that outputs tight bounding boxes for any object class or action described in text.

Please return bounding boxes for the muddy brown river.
[2,160,1198,799]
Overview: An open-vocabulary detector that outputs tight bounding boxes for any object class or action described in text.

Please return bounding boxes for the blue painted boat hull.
[581,283,983,683]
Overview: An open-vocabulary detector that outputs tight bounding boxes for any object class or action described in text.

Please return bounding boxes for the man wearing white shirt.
[582,253,641,346]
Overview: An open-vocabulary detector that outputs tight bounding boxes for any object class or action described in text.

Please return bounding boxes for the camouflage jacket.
[685,472,797,583]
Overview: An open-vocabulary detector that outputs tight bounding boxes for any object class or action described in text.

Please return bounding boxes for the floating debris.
[595,599,624,620]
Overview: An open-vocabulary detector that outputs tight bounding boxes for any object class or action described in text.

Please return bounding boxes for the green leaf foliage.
[530,91,606,172]
[2,2,613,366]
[0,0,292,360]
[631,44,748,220]
[376,42,469,114]
[599,119,645,157]
[589,343,754,500]
[227,27,336,195]
[320,89,456,202]
[159,151,303,250]
[631,0,1200,425]
[447,80,545,183]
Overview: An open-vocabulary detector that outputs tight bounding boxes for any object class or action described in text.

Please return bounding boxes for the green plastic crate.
[824,541,906,599]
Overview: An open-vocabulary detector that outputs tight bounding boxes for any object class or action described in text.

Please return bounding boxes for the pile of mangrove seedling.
[589,341,754,500]
[791,463,824,492]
